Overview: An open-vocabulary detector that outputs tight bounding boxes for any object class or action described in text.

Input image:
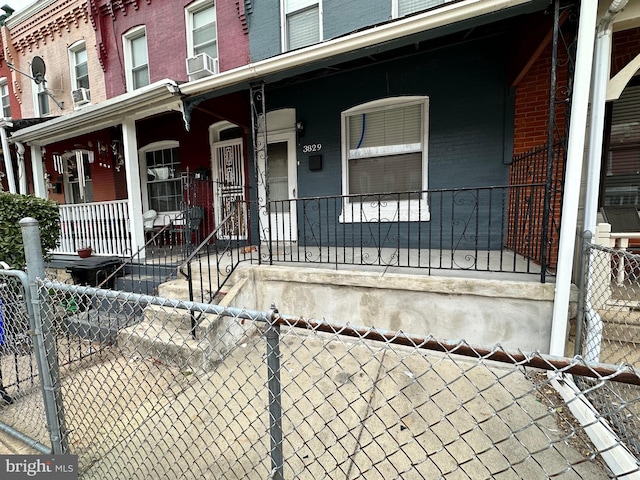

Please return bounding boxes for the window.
[282,0,321,51]
[64,150,94,204]
[123,26,149,91]
[340,97,430,222]
[0,79,10,118]
[187,0,218,60]
[142,142,181,213]
[603,83,640,206]
[36,81,50,116]
[393,0,448,18]
[69,41,89,90]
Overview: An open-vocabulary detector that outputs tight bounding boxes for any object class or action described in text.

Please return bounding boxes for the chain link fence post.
[266,303,283,480]
[20,217,68,454]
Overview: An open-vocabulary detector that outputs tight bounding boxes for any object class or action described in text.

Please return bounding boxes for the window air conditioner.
[72,87,91,106]
[186,53,218,81]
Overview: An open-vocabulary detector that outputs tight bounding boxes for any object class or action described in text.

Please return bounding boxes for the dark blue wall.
[249,34,513,250]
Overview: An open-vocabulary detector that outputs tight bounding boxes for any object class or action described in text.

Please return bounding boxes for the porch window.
[69,41,90,90]
[123,26,149,91]
[186,0,218,60]
[145,145,181,213]
[65,151,94,204]
[340,96,430,222]
[282,0,321,51]
[393,0,451,18]
[0,79,9,118]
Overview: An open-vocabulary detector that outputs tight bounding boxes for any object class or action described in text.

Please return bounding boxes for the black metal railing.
[258,184,552,280]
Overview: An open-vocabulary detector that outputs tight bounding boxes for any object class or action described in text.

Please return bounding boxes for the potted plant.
[77,246,92,258]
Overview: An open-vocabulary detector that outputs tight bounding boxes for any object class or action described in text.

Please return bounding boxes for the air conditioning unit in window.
[186,53,218,81]
[72,87,91,107]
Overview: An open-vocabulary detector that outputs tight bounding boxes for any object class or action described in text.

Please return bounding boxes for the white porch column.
[29,144,47,198]
[549,1,598,356]
[122,117,145,257]
[0,124,16,193]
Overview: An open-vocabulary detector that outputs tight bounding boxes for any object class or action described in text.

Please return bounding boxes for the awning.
[10,80,182,146]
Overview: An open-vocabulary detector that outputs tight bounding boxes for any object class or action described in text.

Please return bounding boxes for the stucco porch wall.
[223,264,562,354]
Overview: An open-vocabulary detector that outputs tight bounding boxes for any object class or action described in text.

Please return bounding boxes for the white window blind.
[130,33,149,89]
[287,5,319,50]
[347,103,423,195]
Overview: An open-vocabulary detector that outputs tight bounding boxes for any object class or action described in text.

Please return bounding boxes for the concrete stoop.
[118,302,256,372]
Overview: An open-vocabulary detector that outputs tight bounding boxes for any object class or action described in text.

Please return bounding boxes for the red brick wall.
[92,0,249,99]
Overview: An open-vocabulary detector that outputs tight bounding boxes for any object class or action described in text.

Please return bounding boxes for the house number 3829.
[302,143,322,153]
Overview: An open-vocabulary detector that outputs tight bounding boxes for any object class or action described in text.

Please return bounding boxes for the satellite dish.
[31,56,46,84]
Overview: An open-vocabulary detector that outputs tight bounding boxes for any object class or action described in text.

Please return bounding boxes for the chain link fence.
[0,267,638,478]
[577,239,640,467]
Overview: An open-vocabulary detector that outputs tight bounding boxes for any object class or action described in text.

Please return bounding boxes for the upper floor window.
[69,41,89,90]
[123,26,149,91]
[35,81,50,116]
[187,0,218,60]
[393,0,447,18]
[340,97,430,222]
[0,79,10,118]
[282,0,321,51]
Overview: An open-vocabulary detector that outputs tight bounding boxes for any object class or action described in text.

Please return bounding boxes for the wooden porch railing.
[55,200,131,256]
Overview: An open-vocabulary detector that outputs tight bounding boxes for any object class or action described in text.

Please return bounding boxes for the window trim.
[123,25,149,91]
[139,140,181,216]
[185,0,218,60]
[68,40,90,93]
[0,78,10,118]
[32,80,50,117]
[340,96,430,223]
[280,0,323,52]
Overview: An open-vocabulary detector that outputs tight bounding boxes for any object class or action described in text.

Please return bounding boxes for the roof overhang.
[11,80,182,146]
[181,0,547,103]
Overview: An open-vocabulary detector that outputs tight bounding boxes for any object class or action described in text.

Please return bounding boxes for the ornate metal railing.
[258,184,552,280]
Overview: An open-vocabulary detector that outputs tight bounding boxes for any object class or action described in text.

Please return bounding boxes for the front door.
[212,138,248,239]
[258,131,298,242]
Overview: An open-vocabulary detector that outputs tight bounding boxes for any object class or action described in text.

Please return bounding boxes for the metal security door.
[213,139,247,239]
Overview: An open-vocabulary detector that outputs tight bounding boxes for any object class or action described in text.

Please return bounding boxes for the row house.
[0,0,639,354]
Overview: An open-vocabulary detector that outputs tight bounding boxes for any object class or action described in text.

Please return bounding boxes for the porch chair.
[170,206,205,246]
[143,209,158,244]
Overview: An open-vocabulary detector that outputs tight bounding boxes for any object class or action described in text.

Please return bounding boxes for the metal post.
[20,217,68,454]
[266,303,283,480]
[541,0,560,284]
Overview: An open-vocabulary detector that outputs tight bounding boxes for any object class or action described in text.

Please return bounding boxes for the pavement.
[0,319,610,479]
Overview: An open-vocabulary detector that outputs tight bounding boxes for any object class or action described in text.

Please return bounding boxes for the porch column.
[549,1,598,356]
[29,144,47,198]
[122,117,145,257]
[0,124,16,193]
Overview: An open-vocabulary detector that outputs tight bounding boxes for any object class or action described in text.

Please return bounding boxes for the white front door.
[212,138,248,239]
[267,134,297,241]
[257,130,298,242]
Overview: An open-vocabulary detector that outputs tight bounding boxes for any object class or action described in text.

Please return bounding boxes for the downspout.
[549,1,598,356]
[582,0,629,362]
[0,122,17,193]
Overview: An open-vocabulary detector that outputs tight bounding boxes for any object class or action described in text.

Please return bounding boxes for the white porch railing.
[55,200,131,256]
